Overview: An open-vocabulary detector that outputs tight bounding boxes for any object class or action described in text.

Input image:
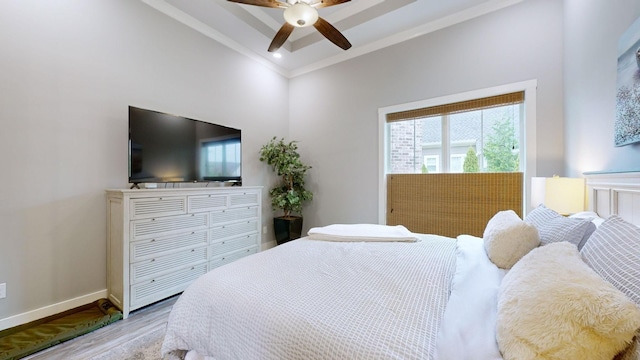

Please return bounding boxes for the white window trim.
[377,79,537,224]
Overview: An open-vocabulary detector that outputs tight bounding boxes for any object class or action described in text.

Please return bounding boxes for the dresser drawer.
[131,246,208,284]
[187,194,228,213]
[130,230,209,262]
[210,206,258,226]
[210,220,258,242]
[229,191,259,207]
[209,247,258,271]
[131,213,208,240]
[130,263,207,309]
[210,233,258,258]
[130,196,187,220]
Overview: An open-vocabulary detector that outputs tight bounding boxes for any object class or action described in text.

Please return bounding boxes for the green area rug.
[0,299,122,360]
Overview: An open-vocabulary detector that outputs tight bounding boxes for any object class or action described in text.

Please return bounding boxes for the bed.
[161,173,640,360]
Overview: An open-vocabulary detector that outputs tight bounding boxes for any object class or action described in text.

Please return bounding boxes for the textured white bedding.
[434,235,505,360]
[162,234,459,360]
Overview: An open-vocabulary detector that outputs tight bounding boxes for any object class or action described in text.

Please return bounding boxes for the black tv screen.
[128,106,241,184]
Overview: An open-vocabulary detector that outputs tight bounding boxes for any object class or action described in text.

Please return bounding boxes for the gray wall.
[5,0,635,326]
[0,0,289,320]
[289,0,565,230]
[564,0,640,175]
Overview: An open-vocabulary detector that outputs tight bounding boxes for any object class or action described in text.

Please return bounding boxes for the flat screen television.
[128,106,242,185]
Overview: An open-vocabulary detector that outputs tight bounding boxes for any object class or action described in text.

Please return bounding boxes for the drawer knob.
[222,242,225,244]
[191,267,195,270]
[159,197,163,200]
[151,239,155,242]
[151,279,155,283]
[191,249,195,252]
[151,258,155,262]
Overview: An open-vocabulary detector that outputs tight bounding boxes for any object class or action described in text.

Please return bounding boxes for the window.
[385,91,524,174]
[450,154,465,173]
[423,155,439,173]
[378,80,538,224]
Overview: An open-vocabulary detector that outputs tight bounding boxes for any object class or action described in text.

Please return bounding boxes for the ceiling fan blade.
[227,0,286,9]
[314,0,351,9]
[268,23,295,52]
[313,17,351,50]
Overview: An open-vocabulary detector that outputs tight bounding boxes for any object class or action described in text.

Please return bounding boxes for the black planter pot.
[274,216,303,245]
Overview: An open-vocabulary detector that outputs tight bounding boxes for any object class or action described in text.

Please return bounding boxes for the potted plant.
[259,137,313,245]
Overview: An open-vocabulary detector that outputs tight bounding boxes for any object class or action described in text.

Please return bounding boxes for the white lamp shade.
[284,3,318,27]
[531,176,586,215]
[544,177,586,215]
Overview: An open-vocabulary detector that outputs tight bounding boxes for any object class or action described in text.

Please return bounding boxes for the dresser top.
[106,186,262,196]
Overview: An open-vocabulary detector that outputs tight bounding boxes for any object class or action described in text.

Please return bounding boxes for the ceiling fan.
[227,0,352,52]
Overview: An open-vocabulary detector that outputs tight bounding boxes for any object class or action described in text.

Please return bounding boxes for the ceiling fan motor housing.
[284,3,318,27]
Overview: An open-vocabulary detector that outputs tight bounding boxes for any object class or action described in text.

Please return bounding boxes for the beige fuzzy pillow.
[497,242,640,360]
[483,210,539,269]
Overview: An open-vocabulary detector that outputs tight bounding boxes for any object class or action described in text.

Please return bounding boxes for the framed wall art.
[615,16,640,146]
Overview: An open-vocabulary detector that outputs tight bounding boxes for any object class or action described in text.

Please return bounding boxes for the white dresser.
[106,186,262,318]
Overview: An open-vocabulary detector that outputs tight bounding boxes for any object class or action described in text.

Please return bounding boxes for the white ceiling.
[142,0,522,78]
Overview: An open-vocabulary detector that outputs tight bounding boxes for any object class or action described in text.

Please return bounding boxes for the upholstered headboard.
[585,172,640,226]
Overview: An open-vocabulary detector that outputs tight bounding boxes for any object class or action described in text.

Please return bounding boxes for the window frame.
[377,80,537,224]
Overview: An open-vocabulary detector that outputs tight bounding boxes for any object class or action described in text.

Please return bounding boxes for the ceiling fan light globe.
[284,3,318,28]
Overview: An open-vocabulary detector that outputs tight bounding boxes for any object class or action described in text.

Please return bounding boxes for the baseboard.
[262,240,277,250]
[0,289,108,331]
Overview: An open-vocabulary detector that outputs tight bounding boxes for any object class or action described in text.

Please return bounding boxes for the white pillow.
[483,210,539,269]
[569,210,605,226]
[497,242,640,360]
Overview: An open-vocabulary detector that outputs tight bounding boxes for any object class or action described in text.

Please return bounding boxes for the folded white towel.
[307,224,417,242]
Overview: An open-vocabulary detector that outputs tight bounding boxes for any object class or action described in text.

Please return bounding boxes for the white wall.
[564,0,640,176]
[289,0,565,230]
[0,0,289,321]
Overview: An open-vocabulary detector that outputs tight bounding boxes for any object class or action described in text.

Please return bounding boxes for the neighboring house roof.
[421,107,519,145]
[421,112,482,143]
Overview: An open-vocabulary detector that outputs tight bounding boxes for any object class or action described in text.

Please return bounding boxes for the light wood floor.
[22,295,179,360]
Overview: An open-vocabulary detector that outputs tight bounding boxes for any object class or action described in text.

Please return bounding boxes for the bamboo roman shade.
[387,173,523,238]
[386,91,525,122]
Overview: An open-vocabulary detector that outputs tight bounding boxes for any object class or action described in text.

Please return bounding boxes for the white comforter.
[162,234,504,360]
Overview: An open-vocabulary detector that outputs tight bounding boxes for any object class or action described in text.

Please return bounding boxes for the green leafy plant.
[259,137,313,217]
[484,117,519,172]
[463,146,479,173]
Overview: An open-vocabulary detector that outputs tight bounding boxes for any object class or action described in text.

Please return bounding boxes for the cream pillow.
[483,210,539,269]
[497,242,640,360]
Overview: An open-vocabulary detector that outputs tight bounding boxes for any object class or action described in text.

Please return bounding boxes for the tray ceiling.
[142,0,522,77]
